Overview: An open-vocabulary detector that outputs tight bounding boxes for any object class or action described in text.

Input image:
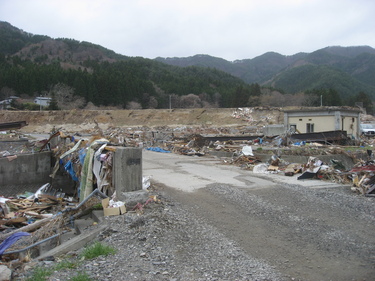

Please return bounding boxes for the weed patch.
[80,241,116,259]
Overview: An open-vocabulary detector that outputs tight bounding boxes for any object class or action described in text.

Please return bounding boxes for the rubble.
[3,117,375,201]
[0,108,374,277]
[0,132,152,265]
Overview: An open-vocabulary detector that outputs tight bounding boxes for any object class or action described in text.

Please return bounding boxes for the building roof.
[283,106,361,113]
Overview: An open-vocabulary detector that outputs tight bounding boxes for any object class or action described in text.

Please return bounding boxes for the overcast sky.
[1,0,374,61]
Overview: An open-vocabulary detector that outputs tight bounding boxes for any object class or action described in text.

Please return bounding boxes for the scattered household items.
[0,108,374,274]
[102,197,126,216]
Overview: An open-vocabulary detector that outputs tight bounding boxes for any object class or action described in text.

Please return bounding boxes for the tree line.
[0,54,373,114]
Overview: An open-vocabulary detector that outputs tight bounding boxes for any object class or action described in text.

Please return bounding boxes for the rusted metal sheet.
[202,135,263,142]
[0,121,28,131]
[290,130,348,144]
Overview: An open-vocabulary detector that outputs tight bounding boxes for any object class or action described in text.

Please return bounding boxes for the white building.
[34,97,52,107]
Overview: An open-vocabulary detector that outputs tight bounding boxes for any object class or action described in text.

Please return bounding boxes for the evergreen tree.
[47,92,59,110]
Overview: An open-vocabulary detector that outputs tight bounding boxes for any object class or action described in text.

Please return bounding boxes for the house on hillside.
[0,96,20,110]
[283,106,361,140]
[34,97,52,107]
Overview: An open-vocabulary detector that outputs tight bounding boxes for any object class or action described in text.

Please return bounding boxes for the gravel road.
[20,151,375,281]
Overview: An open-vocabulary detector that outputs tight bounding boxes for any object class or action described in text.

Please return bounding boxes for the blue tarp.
[146,147,171,153]
[0,232,31,255]
[293,141,306,146]
[64,160,79,181]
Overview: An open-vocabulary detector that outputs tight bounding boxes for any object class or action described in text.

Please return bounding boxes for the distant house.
[34,97,52,107]
[284,107,361,139]
[0,96,20,110]
[0,100,10,110]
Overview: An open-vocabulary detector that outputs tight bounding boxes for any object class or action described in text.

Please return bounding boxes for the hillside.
[0,21,252,109]
[156,47,375,99]
[1,21,374,111]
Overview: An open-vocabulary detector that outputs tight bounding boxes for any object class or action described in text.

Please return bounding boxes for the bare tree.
[148,96,158,109]
[180,94,202,108]
[49,83,85,109]
[0,87,16,100]
[170,94,181,109]
[126,101,142,109]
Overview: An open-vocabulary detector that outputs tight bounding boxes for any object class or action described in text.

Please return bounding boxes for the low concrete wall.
[0,152,51,187]
[263,125,286,137]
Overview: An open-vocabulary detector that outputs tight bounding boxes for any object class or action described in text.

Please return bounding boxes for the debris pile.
[349,161,375,196]
[223,143,375,197]
[0,131,150,265]
[231,107,279,129]
[0,186,104,261]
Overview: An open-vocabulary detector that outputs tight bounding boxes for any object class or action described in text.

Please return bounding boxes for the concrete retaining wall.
[263,125,286,137]
[0,152,51,187]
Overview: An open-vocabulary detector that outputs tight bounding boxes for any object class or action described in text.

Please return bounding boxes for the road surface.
[143,149,375,280]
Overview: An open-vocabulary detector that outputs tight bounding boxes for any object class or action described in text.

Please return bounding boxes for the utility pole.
[320,95,323,107]
[169,95,171,112]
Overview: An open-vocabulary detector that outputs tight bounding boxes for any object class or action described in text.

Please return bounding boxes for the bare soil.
[0,108,284,133]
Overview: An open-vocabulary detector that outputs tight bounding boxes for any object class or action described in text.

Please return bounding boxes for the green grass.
[25,267,52,281]
[25,242,115,280]
[91,203,103,210]
[80,241,117,259]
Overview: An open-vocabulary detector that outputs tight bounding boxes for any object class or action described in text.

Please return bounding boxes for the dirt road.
[143,150,375,280]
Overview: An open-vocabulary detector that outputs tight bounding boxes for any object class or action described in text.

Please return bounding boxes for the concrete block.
[113,147,142,200]
[38,236,59,256]
[0,152,51,187]
[37,225,107,261]
[91,210,105,223]
[120,190,149,209]
[263,125,286,137]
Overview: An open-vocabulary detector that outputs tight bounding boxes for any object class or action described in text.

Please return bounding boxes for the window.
[306,123,314,133]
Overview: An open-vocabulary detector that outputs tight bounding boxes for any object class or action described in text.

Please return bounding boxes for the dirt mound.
[0,108,284,133]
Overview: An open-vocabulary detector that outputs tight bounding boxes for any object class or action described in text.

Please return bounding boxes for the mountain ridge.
[0,21,374,110]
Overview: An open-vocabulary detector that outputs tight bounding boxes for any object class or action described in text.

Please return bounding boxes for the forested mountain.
[0,21,256,109]
[156,46,375,99]
[0,21,374,112]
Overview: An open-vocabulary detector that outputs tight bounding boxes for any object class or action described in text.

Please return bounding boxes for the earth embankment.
[0,108,284,133]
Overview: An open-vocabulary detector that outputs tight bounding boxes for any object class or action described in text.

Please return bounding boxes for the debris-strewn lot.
[18,188,283,281]
[16,178,375,281]
[0,108,375,280]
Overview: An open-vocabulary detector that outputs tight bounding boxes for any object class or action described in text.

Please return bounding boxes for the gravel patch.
[16,189,283,281]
